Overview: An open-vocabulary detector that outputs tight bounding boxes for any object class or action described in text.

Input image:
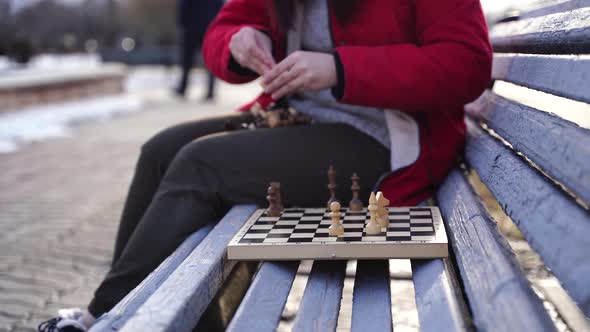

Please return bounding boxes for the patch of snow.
[0,94,143,154]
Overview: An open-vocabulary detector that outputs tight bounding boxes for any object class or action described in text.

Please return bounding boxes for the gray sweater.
[287,0,390,149]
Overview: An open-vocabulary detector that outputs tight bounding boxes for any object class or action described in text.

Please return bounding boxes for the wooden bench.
[90,2,590,331]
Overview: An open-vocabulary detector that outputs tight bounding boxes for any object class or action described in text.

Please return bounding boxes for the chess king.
[39,0,491,330]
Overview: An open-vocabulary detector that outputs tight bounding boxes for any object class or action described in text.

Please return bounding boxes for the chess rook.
[266,182,283,217]
[326,165,339,209]
[349,173,363,212]
[329,201,344,237]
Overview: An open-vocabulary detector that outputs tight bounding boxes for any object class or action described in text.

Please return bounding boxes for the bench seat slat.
[117,205,257,332]
[520,0,590,19]
[90,225,214,332]
[292,260,347,332]
[491,53,590,104]
[351,260,392,332]
[437,170,556,331]
[490,7,590,54]
[467,91,590,205]
[411,259,472,332]
[227,261,299,332]
[466,122,590,316]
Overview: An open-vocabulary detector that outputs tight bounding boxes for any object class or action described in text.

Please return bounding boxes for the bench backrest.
[464,0,590,317]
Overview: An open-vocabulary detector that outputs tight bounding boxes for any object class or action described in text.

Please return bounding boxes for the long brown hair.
[268,0,357,32]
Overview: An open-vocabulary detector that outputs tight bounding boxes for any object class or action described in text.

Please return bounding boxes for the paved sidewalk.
[0,71,257,332]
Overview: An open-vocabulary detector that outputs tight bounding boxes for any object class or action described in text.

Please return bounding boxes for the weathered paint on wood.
[117,205,257,332]
[491,7,590,54]
[467,91,590,205]
[351,260,392,332]
[491,53,590,103]
[465,122,590,316]
[226,261,299,332]
[520,0,590,19]
[411,259,472,332]
[437,170,557,332]
[90,224,214,332]
[292,260,347,332]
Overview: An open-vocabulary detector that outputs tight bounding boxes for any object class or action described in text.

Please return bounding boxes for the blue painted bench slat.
[117,205,257,332]
[437,170,556,332]
[291,260,347,332]
[467,91,590,205]
[491,53,590,104]
[520,0,590,19]
[465,121,590,316]
[90,225,214,332]
[226,261,299,332]
[490,7,590,54]
[351,260,392,332]
[411,259,471,332]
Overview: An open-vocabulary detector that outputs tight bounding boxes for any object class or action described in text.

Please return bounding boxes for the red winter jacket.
[203,0,492,206]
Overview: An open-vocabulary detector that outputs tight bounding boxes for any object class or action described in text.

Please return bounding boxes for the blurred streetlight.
[121,37,135,52]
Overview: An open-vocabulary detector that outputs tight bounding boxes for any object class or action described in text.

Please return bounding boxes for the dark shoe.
[38,308,87,332]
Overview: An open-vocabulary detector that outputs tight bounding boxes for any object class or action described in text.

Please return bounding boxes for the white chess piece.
[365,192,381,235]
[329,201,344,237]
[376,191,390,228]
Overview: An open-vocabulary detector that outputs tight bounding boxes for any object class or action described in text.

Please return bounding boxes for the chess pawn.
[365,192,381,235]
[329,201,344,237]
[376,191,390,228]
[349,173,363,212]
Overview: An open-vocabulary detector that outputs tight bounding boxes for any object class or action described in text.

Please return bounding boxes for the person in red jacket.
[38,1,491,331]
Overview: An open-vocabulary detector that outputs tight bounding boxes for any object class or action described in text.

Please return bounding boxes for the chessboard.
[227,206,448,260]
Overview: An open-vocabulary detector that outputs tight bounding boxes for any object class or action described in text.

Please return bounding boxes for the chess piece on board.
[266,182,283,217]
[326,165,339,209]
[365,192,382,235]
[329,201,344,237]
[376,191,390,228]
[349,173,363,212]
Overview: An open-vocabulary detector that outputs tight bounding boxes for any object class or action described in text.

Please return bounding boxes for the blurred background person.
[174,0,223,101]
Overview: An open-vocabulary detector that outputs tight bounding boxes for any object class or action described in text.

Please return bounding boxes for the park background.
[0,1,588,332]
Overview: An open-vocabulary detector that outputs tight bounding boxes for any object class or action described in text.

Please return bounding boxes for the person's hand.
[262,51,337,100]
[229,27,275,75]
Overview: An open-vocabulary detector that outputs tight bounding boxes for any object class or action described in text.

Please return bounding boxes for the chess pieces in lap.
[328,201,344,237]
[266,182,283,217]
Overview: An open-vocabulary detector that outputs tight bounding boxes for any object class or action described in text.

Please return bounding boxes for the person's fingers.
[264,65,301,95]
[263,53,298,86]
[271,75,306,100]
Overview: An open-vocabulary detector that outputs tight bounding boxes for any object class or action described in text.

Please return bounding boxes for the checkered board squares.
[227,207,448,260]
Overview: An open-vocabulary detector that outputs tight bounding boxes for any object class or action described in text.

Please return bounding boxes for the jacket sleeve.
[335,0,493,112]
[202,0,273,84]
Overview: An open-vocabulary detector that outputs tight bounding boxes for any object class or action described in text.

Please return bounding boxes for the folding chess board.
[227,207,448,260]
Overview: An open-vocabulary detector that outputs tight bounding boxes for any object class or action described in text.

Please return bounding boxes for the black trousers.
[177,27,215,98]
[88,113,390,316]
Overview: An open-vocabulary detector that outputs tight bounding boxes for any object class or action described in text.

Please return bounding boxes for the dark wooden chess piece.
[326,165,339,209]
[349,173,363,212]
[266,182,283,217]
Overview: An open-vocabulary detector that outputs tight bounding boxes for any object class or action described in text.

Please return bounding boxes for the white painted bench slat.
[437,170,556,331]
[465,122,590,316]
